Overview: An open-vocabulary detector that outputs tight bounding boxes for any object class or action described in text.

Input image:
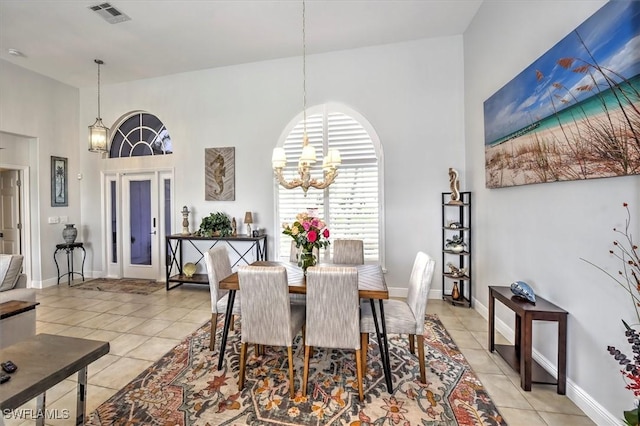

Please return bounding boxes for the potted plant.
[198,212,233,237]
[445,234,467,253]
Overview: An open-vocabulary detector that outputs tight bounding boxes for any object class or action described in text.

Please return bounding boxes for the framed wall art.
[205,147,235,201]
[51,156,68,207]
[484,0,640,188]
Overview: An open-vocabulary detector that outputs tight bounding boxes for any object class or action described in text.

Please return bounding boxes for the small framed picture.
[51,156,68,207]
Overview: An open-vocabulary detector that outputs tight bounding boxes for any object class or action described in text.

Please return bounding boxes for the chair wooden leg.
[408,334,415,355]
[302,345,311,397]
[287,346,295,398]
[360,333,369,372]
[355,349,364,402]
[239,342,247,390]
[230,314,235,331]
[209,313,219,351]
[254,344,260,355]
[417,334,426,384]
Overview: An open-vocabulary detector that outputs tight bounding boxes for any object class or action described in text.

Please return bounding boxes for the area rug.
[88,314,506,425]
[71,278,164,295]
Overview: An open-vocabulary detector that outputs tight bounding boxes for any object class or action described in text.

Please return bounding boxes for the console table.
[165,234,268,290]
[53,242,86,285]
[488,285,568,394]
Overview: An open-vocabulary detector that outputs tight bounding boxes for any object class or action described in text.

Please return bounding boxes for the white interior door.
[0,170,21,255]
[122,173,159,279]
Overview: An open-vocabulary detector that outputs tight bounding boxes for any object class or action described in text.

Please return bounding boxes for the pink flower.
[302,222,311,231]
[311,219,319,228]
[307,230,318,243]
[323,229,330,238]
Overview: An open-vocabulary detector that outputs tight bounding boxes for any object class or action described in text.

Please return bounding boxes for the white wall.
[0,60,80,286]
[78,36,465,292]
[465,1,640,423]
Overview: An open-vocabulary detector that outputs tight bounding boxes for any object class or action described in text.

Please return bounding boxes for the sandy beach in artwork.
[485,106,639,188]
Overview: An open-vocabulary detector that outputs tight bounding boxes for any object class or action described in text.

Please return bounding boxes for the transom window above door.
[109,111,173,158]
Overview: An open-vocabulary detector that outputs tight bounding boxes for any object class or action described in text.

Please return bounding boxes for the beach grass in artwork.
[483,0,640,188]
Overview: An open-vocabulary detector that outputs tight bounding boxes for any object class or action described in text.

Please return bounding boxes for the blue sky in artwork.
[483,0,640,145]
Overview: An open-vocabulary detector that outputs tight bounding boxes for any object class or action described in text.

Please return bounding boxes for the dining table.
[217,261,394,393]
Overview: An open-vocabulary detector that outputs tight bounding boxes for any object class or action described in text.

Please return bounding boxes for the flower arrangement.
[282,211,331,271]
[582,202,640,425]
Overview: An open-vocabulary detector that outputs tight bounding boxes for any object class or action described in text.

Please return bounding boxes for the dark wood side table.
[0,300,39,320]
[488,285,568,394]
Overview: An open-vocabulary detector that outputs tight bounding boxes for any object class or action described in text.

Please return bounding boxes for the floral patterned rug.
[88,314,506,425]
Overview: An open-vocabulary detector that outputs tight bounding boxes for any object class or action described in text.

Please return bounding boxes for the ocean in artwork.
[488,74,640,148]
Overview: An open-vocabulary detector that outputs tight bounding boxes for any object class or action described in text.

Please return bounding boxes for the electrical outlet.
[48,216,59,224]
[59,216,68,223]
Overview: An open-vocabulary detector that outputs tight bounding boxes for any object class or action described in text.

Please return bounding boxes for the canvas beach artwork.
[484,0,640,188]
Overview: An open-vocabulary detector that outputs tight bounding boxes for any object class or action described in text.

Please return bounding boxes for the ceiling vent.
[89,3,131,24]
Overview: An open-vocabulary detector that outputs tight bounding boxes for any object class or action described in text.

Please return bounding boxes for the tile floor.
[2,281,594,425]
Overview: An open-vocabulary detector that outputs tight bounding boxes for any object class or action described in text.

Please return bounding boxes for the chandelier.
[88,59,110,153]
[272,0,340,196]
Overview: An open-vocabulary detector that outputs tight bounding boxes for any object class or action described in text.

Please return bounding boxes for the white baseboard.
[473,296,619,426]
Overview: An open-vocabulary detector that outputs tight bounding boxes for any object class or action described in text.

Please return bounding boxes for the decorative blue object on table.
[510,281,536,304]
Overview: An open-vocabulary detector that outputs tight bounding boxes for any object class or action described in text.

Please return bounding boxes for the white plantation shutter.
[276,106,381,263]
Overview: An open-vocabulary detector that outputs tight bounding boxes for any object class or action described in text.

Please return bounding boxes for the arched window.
[109,111,173,158]
[275,103,384,264]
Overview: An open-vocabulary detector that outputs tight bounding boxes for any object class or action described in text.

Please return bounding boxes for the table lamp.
[244,211,253,237]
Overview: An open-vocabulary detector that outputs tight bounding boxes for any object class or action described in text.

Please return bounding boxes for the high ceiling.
[0,0,482,88]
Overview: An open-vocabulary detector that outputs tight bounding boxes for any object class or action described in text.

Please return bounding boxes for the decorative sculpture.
[231,217,237,236]
[181,206,190,235]
[448,167,463,205]
[447,262,468,278]
[510,281,536,304]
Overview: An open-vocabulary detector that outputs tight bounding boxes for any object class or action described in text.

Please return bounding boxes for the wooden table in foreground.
[218,261,394,392]
[488,285,567,394]
[0,300,39,320]
[0,334,110,425]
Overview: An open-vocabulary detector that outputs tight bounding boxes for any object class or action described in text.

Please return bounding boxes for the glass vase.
[299,247,317,275]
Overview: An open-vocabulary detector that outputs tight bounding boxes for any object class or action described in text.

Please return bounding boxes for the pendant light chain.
[97,60,101,119]
[95,59,104,120]
[302,0,307,143]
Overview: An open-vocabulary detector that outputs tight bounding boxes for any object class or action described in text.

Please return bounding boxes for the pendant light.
[271,0,341,196]
[88,59,109,153]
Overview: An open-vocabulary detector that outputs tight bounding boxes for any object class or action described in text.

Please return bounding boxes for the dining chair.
[360,251,435,383]
[302,266,364,401]
[237,265,305,398]
[204,245,238,352]
[332,239,364,264]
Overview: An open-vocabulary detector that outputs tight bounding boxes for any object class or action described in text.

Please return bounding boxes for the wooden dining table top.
[219,261,389,300]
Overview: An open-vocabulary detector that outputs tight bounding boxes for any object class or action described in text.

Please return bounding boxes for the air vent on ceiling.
[89,2,131,24]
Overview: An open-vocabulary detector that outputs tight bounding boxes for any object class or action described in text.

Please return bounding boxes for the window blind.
[276,110,380,262]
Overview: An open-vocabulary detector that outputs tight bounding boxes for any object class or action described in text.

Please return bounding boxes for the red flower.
[323,229,330,238]
[307,230,318,243]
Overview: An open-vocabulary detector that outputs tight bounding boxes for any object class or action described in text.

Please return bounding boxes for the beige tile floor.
[2,281,594,425]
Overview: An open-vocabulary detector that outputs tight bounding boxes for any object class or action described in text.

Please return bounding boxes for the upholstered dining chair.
[204,245,238,352]
[360,251,435,383]
[237,265,305,398]
[303,266,364,401]
[332,239,364,265]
